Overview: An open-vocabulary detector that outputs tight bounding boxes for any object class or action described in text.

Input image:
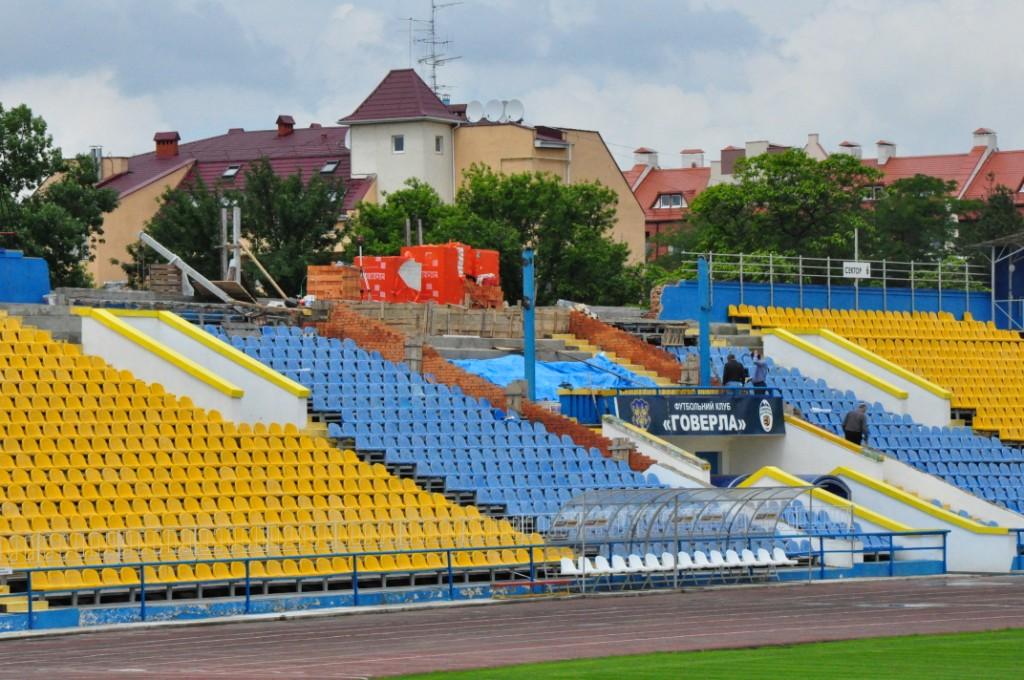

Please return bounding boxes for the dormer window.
[222,165,241,179]
[320,160,340,174]
[655,193,683,209]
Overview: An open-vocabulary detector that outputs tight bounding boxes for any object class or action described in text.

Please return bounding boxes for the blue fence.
[660,280,993,324]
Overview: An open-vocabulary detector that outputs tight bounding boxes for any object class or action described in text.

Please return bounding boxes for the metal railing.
[667,251,990,312]
[10,528,949,629]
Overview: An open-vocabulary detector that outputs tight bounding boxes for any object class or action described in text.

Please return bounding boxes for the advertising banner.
[616,394,786,436]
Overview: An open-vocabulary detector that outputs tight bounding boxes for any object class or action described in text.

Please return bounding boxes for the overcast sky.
[2,0,1022,169]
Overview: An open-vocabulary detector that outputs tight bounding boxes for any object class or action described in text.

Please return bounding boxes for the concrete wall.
[78,313,245,422]
[91,163,193,286]
[762,331,915,419]
[602,415,710,486]
[350,122,454,202]
[116,312,308,426]
[793,331,951,427]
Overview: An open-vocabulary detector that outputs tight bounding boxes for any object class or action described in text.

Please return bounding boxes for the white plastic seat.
[644,553,664,572]
[627,554,646,573]
[592,556,613,575]
[610,554,630,574]
[691,550,712,569]
[660,552,676,571]
[582,557,598,575]
[772,547,798,566]
[677,551,695,570]
[740,548,760,568]
[755,548,775,567]
[559,557,581,576]
[709,550,727,569]
[724,549,744,568]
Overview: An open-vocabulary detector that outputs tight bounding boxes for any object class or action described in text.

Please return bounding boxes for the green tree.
[958,178,1024,248]
[121,176,225,287]
[342,178,451,258]
[0,103,118,287]
[866,174,964,262]
[688,149,881,260]
[430,165,638,305]
[240,157,345,296]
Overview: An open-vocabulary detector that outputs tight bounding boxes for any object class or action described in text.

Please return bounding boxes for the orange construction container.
[354,256,418,302]
[473,249,500,286]
[401,245,463,305]
[446,242,476,277]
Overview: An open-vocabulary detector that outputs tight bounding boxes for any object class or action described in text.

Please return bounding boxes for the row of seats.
[560,547,798,578]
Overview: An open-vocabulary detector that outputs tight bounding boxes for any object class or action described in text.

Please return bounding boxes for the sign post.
[522,248,536,401]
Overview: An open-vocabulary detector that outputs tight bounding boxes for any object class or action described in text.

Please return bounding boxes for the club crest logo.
[630,398,652,431]
[759,399,774,432]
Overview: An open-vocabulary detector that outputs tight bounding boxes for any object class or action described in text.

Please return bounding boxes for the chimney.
[876,139,896,165]
[837,140,862,159]
[679,148,704,168]
[276,115,295,137]
[633,147,659,168]
[154,131,180,159]
[973,127,997,151]
[745,140,770,158]
[89,146,103,181]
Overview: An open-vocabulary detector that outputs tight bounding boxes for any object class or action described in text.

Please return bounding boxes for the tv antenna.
[415,0,461,98]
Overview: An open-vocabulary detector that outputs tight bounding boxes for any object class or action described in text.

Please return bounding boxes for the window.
[222,165,241,179]
[655,193,683,209]
[435,135,444,153]
[863,185,885,201]
[392,134,405,153]
[320,160,340,174]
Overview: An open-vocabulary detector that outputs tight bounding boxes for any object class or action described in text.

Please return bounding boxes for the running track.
[2,575,1024,678]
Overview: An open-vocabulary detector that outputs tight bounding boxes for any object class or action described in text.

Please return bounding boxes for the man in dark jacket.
[721,353,747,387]
[842,402,869,445]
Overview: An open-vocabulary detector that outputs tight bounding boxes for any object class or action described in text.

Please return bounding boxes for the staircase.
[552,333,675,387]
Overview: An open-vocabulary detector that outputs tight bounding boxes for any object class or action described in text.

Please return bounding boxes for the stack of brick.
[316,303,655,472]
[306,264,361,301]
[569,311,682,383]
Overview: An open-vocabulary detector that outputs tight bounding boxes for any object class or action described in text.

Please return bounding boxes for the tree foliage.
[866,174,966,262]
[688,149,881,259]
[0,103,118,287]
[342,178,448,258]
[958,178,1024,249]
[121,176,224,287]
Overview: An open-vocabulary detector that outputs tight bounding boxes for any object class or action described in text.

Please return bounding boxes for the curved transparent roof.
[547,486,818,549]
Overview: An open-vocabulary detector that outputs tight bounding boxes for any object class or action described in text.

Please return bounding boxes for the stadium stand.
[206,325,662,531]
[730,304,1024,440]
[0,310,560,595]
[670,345,1024,514]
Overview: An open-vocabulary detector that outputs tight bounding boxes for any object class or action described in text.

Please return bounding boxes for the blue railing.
[10,529,948,629]
[558,385,785,426]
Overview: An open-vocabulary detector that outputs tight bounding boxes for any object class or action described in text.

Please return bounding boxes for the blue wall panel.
[0,250,50,303]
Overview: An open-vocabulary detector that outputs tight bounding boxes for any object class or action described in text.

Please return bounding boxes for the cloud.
[0,70,168,156]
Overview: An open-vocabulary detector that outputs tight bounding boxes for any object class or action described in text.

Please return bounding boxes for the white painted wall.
[795,332,950,427]
[350,121,454,202]
[79,316,246,423]
[602,416,710,486]
[839,475,1016,572]
[119,316,307,426]
[763,333,911,417]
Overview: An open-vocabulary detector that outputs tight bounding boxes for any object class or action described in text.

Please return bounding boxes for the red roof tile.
[98,124,364,208]
[340,69,459,124]
[633,147,656,154]
[153,131,180,142]
[960,150,1024,203]
[631,166,711,222]
[862,146,986,192]
[679,148,704,154]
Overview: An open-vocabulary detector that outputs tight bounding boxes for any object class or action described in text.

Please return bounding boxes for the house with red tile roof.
[88,115,371,285]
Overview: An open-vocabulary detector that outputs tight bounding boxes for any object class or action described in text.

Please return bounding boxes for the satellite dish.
[505,99,525,123]
[484,99,503,123]
[466,100,483,123]
[343,128,351,149]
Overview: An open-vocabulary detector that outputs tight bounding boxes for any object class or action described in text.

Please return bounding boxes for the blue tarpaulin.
[452,353,656,401]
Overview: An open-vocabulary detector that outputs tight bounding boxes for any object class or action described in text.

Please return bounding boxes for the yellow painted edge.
[738,465,915,532]
[71,307,244,398]
[832,466,1008,535]
[784,414,877,457]
[612,417,711,471]
[147,311,310,398]
[810,329,952,400]
[764,328,908,399]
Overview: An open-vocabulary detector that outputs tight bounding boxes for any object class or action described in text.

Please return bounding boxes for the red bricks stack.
[569,311,683,383]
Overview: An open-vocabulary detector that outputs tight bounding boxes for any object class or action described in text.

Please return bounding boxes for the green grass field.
[397,628,1024,679]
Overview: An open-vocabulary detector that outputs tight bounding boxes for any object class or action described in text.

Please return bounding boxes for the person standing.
[750,350,769,394]
[721,353,747,388]
[842,403,869,445]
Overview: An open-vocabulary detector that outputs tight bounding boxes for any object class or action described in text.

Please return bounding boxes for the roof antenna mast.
[416,0,461,99]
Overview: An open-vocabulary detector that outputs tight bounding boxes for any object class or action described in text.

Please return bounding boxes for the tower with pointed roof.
[340,69,460,202]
